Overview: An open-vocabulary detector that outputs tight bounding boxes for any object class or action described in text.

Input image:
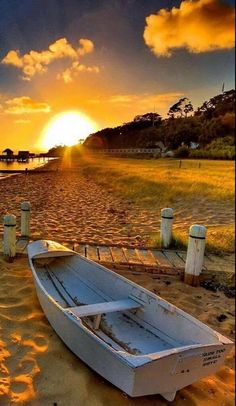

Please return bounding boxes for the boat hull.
[33,275,135,395]
[32,269,232,399]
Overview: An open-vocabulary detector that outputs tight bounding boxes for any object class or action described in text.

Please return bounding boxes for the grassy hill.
[83,90,235,160]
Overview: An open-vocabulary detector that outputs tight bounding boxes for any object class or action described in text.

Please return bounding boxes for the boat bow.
[28,240,76,261]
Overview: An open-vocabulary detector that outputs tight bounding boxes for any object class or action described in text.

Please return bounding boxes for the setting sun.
[40,111,97,149]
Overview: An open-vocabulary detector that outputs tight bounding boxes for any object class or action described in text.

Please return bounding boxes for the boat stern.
[131,341,233,399]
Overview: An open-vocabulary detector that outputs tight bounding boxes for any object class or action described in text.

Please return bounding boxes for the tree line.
[48,89,235,159]
[84,90,235,159]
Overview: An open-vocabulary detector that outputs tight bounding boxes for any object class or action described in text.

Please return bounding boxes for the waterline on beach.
[0,158,56,179]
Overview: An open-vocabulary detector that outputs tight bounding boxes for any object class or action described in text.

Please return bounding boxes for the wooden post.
[160,208,174,248]
[3,215,16,261]
[21,201,30,239]
[184,225,206,286]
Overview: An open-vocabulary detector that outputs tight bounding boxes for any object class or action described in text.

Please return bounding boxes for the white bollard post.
[160,208,174,248]
[184,225,207,286]
[3,215,16,261]
[21,201,30,239]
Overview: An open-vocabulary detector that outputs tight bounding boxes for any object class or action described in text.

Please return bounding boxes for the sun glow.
[40,111,97,149]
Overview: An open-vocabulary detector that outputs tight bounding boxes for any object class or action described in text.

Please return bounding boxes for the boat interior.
[33,254,221,357]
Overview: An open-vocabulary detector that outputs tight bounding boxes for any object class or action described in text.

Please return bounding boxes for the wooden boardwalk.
[0,238,233,276]
[69,243,235,275]
[73,243,186,272]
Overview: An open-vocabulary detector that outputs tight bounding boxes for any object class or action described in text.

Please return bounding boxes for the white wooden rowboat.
[27,240,233,401]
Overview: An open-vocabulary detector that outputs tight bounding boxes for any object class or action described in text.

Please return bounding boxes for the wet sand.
[0,256,234,406]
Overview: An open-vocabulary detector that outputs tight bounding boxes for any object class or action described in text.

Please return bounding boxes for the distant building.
[3,148,14,157]
[190,142,199,150]
[18,151,30,161]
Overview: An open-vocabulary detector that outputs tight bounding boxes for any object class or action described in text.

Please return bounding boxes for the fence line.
[97,148,163,155]
[2,202,207,286]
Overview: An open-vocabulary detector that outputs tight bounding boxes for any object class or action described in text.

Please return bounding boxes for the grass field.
[71,155,235,254]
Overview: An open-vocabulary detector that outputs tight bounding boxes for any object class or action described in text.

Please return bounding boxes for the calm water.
[0,158,50,178]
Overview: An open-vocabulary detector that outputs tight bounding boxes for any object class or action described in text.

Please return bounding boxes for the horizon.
[0,88,235,155]
[0,0,235,151]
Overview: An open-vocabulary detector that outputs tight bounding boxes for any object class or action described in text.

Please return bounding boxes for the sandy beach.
[0,161,234,405]
[0,255,234,406]
[0,158,234,250]
[0,164,149,247]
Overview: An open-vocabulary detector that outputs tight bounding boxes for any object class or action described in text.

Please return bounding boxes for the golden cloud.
[89,92,183,109]
[77,39,94,56]
[2,37,96,80]
[144,0,235,57]
[4,97,51,114]
[57,61,100,83]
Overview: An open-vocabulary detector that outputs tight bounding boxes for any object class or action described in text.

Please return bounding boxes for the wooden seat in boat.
[66,298,141,329]
[67,298,141,317]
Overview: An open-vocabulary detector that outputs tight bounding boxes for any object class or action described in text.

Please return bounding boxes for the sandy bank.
[0,256,234,406]
[0,162,154,247]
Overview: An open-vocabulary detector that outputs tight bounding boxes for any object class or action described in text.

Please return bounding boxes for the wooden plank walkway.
[0,238,234,275]
[72,244,182,271]
[72,244,213,274]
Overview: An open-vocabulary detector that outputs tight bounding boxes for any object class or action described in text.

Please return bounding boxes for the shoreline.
[0,173,21,180]
[0,158,58,179]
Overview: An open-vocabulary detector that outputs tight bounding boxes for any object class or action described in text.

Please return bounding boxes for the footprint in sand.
[19,358,38,375]
[1,332,46,404]
[21,334,48,353]
[0,304,39,323]
[11,380,28,394]
[10,375,36,404]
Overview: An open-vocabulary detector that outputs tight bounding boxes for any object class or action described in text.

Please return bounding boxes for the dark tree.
[47,145,67,157]
[82,90,235,154]
[134,112,162,126]
[196,89,235,119]
[168,98,194,118]
[183,100,194,117]
[168,102,182,119]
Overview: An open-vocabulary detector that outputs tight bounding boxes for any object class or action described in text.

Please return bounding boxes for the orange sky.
[0,0,234,152]
[0,65,184,152]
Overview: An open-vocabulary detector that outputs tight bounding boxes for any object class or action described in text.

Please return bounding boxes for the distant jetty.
[0,149,49,162]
